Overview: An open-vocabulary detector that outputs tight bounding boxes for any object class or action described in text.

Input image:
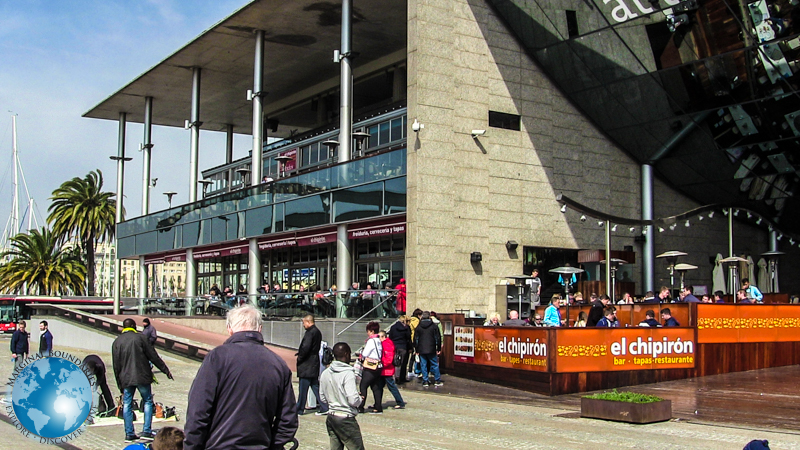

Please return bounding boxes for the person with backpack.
[378,331,406,409]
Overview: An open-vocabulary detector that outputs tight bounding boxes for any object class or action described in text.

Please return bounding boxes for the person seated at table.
[661,308,680,326]
[736,288,752,304]
[680,285,700,303]
[528,313,545,327]
[596,307,615,327]
[209,284,222,298]
[742,278,763,303]
[483,312,502,326]
[236,284,249,306]
[572,291,585,305]
[713,290,725,303]
[503,310,528,326]
[542,295,562,327]
[638,310,661,327]
[617,293,633,304]
[573,311,587,327]
[641,290,657,303]
[587,294,609,326]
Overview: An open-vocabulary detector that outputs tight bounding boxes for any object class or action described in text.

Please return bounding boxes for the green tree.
[0,228,87,295]
[47,170,118,296]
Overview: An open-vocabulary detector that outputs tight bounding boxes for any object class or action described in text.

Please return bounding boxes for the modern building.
[85,0,799,316]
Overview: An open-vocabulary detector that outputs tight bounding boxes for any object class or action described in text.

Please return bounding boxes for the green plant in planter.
[583,389,664,404]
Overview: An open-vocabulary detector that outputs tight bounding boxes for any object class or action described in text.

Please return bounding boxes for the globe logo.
[11,357,93,439]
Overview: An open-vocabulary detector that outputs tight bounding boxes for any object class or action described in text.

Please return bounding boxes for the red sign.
[280,149,297,172]
[696,304,800,343]
[193,244,247,260]
[296,232,336,247]
[453,326,549,372]
[258,237,297,250]
[348,222,405,239]
[555,328,696,373]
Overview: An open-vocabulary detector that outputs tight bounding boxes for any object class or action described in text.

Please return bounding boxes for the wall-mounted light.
[597,221,604,227]
[560,204,567,213]
[611,224,617,232]
[685,220,690,227]
[505,240,518,251]
[412,119,424,132]
[580,215,586,222]
[470,252,482,263]
[629,227,635,233]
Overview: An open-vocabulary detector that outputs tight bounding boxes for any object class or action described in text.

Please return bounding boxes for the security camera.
[471,129,486,138]
[412,119,424,132]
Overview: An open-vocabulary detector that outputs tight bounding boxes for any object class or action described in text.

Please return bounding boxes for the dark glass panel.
[135,231,157,255]
[384,177,407,214]
[245,206,273,237]
[118,236,136,258]
[182,222,200,248]
[285,194,331,230]
[157,227,175,252]
[333,182,383,222]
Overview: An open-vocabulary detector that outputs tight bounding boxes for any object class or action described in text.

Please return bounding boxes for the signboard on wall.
[280,148,297,172]
[453,327,548,372]
[555,328,696,373]
[696,304,800,343]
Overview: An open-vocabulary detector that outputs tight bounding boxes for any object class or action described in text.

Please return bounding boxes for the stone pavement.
[2,337,800,449]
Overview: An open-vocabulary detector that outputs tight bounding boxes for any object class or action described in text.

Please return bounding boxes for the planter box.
[580,397,672,424]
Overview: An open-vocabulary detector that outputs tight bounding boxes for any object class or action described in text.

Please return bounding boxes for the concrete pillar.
[251,30,265,186]
[605,220,612,298]
[142,96,153,215]
[641,164,654,293]
[226,124,234,165]
[248,238,262,300]
[186,248,197,298]
[335,0,354,308]
[189,67,201,203]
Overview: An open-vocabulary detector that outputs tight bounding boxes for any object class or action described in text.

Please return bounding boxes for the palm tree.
[47,170,117,296]
[0,228,87,295]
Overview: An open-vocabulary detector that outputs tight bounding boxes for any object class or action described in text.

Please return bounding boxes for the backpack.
[321,344,334,366]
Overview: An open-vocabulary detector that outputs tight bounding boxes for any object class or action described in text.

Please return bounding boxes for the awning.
[194,244,248,260]
[296,229,337,247]
[348,219,406,239]
[258,236,297,250]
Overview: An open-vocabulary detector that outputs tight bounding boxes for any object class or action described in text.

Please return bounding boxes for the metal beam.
[142,96,153,215]
[113,112,127,314]
[189,67,201,203]
[336,0,354,302]
[251,30,265,186]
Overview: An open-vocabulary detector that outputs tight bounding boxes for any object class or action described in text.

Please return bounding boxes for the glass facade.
[117,147,407,258]
[487,0,800,228]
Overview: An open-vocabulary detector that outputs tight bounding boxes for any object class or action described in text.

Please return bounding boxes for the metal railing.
[128,289,402,320]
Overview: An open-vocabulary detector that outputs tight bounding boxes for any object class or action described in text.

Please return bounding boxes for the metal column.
[142,96,153,215]
[641,164,654,293]
[335,0,354,313]
[139,255,148,299]
[248,238,261,298]
[113,112,127,314]
[186,248,197,298]
[605,220,612,298]
[226,124,234,165]
[251,30,265,186]
[189,68,201,203]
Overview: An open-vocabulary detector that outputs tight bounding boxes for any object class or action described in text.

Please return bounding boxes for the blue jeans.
[383,376,405,407]
[297,377,327,413]
[123,384,153,437]
[419,354,440,382]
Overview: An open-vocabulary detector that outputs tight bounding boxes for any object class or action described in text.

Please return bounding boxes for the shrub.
[583,389,664,404]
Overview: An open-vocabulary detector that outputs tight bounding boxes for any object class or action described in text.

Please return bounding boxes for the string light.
[698,215,704,221]
[723,210,728,216]
[611,224,617,232]
[658,227,665,232]
[642,228,647,235]
[598,221,604,227]
[685,220,690,227]
[747,212,752,219]
[734,209,740,216]
[709,211,714,219]
[629,227,635,234]
[756,218,762,225]
[777,234,783,241]
[669,224,677,231]
[560,204,567,213]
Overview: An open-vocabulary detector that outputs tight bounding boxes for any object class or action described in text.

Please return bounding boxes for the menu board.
[453,326,475,363]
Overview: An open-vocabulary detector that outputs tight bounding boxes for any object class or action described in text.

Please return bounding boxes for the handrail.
[336,295,398,336]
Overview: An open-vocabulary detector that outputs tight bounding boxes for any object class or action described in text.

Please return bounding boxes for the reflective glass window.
[157,227,175,252]
[135,232,157,255]
[285,194,331,230]
[379,122,390,144]
[390,118,403,141]
[274,203,284,232]
[245,205,273,237]
[118,236,135,258]
[384,177,407,214]
[182,222,200,248]
[333,181,383,222]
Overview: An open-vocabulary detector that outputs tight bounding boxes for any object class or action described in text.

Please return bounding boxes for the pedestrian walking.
[10,319,29,373]
[357,321,384,414]
[378,331,405,409]
[141,318,157,347]
[112,318,174,443]
[184,305,297,449]
[320,342,365,450]
[296,314,328,415]
[414,311,443,387]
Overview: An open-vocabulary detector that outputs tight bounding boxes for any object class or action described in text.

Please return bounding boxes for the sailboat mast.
[11,114,19,237]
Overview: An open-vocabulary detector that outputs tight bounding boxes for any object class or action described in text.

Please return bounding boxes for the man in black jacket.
[414,311,443,387]
[388,316,412,383]
[587,294,610,327]
[10,320,29,373]
[185,305,297,450]
[112,318,173,443]
[82,354,116,413]
[296,314,327,415]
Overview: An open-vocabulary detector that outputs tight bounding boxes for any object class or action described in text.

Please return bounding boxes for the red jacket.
[380,338,395,377]
[395,282,407,312]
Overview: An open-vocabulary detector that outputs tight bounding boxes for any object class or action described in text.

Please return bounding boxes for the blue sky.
[0,0,253,233]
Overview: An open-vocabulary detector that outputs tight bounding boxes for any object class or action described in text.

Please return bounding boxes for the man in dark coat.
[10,319,29,372]
[141,318,157,346]
[38,320,53,356]
[82,354,116,412]
[112,318,173,442]
[587,294,610,327]
[296,314,327,415]
[185,305,297,450]
[413,311,442,387]
[388,316,412,383]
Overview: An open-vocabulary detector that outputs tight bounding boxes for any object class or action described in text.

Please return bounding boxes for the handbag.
[393,352,403,367]
[363,357,382,370]
[353,358,364,379]
[113,396,137,421]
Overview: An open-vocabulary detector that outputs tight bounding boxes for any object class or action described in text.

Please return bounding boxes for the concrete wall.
[404,0,781,315]
[30,316,116,354]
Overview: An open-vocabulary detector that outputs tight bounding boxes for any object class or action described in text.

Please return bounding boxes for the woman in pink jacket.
[379,331,406,409]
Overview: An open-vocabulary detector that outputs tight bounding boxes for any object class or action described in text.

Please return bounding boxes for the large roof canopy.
[84,0,407,135]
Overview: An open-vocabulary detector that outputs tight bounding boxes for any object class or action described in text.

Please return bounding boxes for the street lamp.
[198,180,213,197]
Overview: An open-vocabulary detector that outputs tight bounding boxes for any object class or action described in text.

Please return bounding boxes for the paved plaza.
[2,336,800,450]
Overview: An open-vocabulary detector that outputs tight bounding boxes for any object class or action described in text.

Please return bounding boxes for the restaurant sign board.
[555,328,696,373]
[453,326,548,372]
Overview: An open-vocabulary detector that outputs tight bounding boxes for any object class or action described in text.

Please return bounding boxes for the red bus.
[0,296,114,333]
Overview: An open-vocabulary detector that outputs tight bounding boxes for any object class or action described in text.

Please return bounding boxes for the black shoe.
[357,408,365,413]
[368,410,383,414]
[422,381,430,387]
[140,431,157,441]
[125,435,140,442]
[434,380,444,387]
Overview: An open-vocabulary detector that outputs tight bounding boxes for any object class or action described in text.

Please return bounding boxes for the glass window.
[245,206,273,237]
[368,125,379,149]
[384,177,407,214]
[390,118,402,142]
[333,182,382,222]
[182,222,199,247]
[379,122,390,144]
[274,203,284,232]
[199,219,212,245]
[285,194,331,230]
[157,227,175,252]
[135,232,157,255]
[118,236,135,258]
